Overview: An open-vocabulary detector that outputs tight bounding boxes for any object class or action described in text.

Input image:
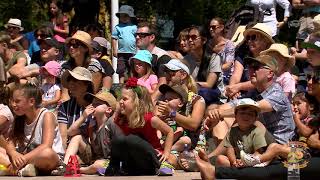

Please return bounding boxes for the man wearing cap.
[206,55,295,145]
[136,21,172,85]
[302,31,320,68]
[17,37,62,79]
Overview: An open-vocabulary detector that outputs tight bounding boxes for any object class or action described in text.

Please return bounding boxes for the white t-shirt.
[42,83,61,110]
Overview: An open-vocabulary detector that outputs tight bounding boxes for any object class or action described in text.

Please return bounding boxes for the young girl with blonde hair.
[106,77,175,176]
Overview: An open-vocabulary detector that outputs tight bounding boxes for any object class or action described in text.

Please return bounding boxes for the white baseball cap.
[162,59,190,75]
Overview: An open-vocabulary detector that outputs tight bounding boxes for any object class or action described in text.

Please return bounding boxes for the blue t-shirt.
[112,23,137,54]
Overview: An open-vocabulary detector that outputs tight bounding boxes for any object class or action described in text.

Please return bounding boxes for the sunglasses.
[248,62,270,71]
[135,32,152,38]
[246,34,257,41]
[187,34,200,41]
[67,41,83,49]
[36,33,47,39]
[307,74,320,84]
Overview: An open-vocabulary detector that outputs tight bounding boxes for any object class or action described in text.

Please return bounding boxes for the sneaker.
[158,161,174,176]
[18,164,37,177]
[241,153,261,167]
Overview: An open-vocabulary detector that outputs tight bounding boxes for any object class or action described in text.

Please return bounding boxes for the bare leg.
[80,159,106,174]
[172,136,191,152]
[215,155,231,167]
[211,121,229,146]
[196,149,215,180]
[31,148,59,173]
[63,135,87,164]
[258,143,290,163]
[208,140,227,158]
[0,149,10,167]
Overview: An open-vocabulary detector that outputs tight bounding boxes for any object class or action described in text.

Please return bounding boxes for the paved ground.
[0,171,201,179]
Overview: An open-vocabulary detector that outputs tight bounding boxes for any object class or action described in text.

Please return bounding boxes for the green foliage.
[0,0,50,32]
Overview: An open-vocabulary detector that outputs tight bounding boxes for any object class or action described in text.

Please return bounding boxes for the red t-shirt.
[115,112,162,153]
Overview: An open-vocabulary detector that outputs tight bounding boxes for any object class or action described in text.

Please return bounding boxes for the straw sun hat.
[243,23,275,45]
[65,30,93,53]
[4,18,24,31]
[260,43,295,69]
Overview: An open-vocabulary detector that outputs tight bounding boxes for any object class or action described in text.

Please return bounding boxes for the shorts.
[78,142,93,165]
[116,53,134,77]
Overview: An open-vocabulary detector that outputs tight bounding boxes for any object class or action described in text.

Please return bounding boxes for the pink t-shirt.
[137,74,158,92]
[276,71,296,96]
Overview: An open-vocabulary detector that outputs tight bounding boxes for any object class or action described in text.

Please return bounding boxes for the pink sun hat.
[40,61,61,77]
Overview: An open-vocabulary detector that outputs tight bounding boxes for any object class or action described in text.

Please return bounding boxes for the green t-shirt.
[224,125,276,159]
[5,51,27,71]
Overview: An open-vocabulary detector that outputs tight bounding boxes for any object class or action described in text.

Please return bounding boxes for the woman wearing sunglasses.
[208,17,236,85]
[184,25,226,105]
[226,23,274,100]
[60,30,105,102]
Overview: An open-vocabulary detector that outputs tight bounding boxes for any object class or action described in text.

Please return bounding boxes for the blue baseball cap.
[130,50,152,65]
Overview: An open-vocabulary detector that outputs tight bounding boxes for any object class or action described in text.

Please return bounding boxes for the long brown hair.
[9,82,42,147]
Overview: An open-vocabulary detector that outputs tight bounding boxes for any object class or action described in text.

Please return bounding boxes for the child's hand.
[157,101,172,118]
[232,159,244,168]
[83,105,95,118]
[9,151,27,170]
[159,151,170,163]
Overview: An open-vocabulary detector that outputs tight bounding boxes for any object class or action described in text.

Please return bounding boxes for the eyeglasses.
[209,25,219,30]
[135,32,152,38]
[188,34,200,41]
[246,34,257,42]
[67,41,83,49]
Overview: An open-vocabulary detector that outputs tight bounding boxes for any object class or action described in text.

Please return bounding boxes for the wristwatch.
[169,111,177,118]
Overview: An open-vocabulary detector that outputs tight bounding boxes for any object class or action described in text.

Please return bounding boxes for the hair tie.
[125,77,142,96]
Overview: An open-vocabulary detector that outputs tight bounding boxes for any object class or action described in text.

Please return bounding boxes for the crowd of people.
[0,0,319,179]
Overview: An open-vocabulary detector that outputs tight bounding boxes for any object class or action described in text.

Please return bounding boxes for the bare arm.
[293,114,313,137]
[226,147,237,165]
[197,72,218,88]
[58,123,68,150]
[92,71,103,93]
[175,98,205,131]
[24,112,56,162]
[42,89,61,107]
[8,57,27,77]
[112,38,118,58]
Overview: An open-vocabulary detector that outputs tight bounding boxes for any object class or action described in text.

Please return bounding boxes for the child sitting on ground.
[62,91,117,174]
[216,98,279,168]
[156,84,191,152]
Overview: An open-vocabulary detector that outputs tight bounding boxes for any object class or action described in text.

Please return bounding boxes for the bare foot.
[195,149,215,180]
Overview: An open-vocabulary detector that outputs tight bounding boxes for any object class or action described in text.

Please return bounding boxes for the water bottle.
[180,144,197,170]
[287,144,300,180]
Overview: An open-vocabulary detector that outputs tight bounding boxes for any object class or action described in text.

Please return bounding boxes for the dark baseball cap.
[39,37,61,50]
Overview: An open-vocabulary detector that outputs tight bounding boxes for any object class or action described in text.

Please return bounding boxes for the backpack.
[225,5,264,40]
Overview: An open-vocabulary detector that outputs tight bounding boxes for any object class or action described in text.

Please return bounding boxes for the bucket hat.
[243,23,275,44]
[88,91,117,110]
[61,67,93,88]
[116,5,136,18]
[235,98,260,113]
[65,30,93,53]
[130,50,152,65]
[159,84,188,104]
[162,59,190,75]
[40,61,61,77]
[260,43,295,69]
[4,18,24,31]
